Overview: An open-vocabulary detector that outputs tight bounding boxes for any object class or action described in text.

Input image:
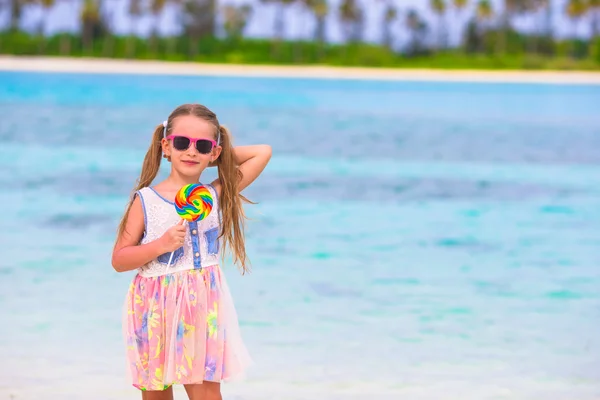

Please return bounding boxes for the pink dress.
[122,185,252,391]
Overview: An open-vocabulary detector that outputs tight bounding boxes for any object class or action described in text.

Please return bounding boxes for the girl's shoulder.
[137,186,173,204]
[208,179,222,198]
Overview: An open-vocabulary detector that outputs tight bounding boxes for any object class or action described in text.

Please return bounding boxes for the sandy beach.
[1,55,600,84]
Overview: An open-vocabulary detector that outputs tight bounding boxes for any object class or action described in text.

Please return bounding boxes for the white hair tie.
[162,120,168,138]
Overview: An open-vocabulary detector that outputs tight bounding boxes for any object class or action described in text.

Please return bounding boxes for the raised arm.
[212,144,272,193]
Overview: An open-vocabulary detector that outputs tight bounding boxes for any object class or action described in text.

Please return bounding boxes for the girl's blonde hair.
[116,104,252,273]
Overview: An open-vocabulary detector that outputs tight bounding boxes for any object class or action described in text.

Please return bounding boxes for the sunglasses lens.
[172,136,191,151]
[196,140,213,154]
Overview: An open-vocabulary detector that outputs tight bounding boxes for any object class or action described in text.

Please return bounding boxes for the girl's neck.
[164,171,203,188]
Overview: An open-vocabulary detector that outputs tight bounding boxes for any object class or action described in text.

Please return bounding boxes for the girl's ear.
[212,146,223,162]
[161,138,171,160]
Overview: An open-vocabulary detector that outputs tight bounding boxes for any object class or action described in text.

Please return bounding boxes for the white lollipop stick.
[166,219,187,270]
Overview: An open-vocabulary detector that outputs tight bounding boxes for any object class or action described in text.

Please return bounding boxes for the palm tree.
[8,0,19,32]
[405,8,427,55]
[382,1,398,50]
[150,0,168,31]
[38,0,55,36]
[473,0,492,52]
[503,0,534,27]
[80,0,100,52]
[303,0,328,61]
[532,0,553,40]
[261,0,296,40]
[475,0,493,29]
[525,0,550,55]
[495,0,531,54]
[430,0,447,49]
[31,0,54,54]
[99,0,115,57]
[453,0,468,12]
[12,0,59,33]
[339,0,363,43]
[59,0,79,55]
[566,0,587,40]
[149,0,168,52]
[564,0,587,58]
[126,0,143,58]
[589,0,600,38]
[164,0,185,57]
[9,0,30,32]
[182,0,217,58]
[304,0,328,43]
[534,0,550,33]
[452,0,468,48]
[222,4,252,40]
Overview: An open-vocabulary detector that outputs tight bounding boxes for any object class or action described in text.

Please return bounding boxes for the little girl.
[111,103,272,400]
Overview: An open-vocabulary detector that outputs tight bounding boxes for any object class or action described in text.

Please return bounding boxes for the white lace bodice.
[136,185,221,277]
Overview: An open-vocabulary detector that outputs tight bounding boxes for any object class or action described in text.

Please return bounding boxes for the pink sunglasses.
[166,135,217,154]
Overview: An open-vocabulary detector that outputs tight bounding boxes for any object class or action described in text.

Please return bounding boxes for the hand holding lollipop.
[161,220,186,253]
[165,183,214,269]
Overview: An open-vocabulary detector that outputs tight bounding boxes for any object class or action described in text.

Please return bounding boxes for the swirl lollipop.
[175,183,214,222]
[166,183,214,269]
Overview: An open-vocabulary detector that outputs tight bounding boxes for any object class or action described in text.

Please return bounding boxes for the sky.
[0,0,595,47]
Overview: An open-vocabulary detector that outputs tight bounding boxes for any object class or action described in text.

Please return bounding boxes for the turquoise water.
[1,71,599,400]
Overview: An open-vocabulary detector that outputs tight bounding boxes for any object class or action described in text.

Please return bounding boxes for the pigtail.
[116,123,165,239]
[216,125,252,274]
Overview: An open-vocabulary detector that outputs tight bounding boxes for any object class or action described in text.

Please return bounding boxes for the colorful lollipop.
[174,183,214,222]
[166,183,214,269]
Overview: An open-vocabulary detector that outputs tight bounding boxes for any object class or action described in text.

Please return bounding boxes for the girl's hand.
[159,220,186,253]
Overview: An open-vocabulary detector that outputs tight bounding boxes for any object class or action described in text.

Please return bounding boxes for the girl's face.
[162,115,222,178]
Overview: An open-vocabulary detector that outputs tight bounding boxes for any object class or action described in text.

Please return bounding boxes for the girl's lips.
[182,161,199,166]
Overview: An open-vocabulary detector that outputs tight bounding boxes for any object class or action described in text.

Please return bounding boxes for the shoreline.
[1,55,600,84]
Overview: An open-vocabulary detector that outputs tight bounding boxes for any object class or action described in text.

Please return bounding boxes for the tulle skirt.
[123,266,252,391]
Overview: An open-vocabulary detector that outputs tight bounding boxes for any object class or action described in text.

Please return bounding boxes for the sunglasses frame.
[166,135,217,154]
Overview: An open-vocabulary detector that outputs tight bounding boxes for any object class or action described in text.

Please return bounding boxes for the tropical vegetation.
[1,0,599,69]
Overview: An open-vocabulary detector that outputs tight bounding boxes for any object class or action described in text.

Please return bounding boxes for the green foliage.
[591,37,600,63]
[0,32,598,70]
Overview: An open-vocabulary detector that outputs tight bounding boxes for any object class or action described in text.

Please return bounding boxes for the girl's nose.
[186,143,199,156]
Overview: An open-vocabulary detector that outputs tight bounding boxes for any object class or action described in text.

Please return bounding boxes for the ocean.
[0,71,599,400]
